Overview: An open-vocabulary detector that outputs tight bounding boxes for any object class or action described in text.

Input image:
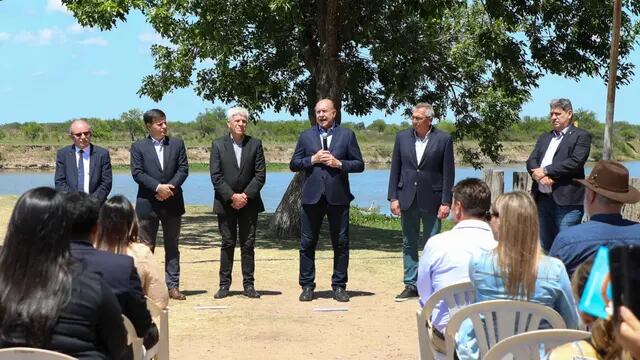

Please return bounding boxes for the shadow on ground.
[156,208,403,253]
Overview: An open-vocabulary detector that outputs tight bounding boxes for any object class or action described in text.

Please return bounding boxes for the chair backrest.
[416,282,475,360]
[146,298,169,360]
[0,347,76,359]
[122,315,144,360]
[484,329,591,360]
[444,300,567,360]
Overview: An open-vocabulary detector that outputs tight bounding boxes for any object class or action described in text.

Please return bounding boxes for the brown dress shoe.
[168,288,186,300]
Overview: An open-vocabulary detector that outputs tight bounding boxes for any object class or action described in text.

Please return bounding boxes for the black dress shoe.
[214,286,229,299]
[243,286,261,299]
[333,287,350,302]
[395,285,419,302]
[299,287,314,302]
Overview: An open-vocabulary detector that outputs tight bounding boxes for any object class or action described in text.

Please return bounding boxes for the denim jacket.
[455,249,580,359]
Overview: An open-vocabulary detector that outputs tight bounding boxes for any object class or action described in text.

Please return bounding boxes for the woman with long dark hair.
[94,195,169,309]
[0,187,128,359]
[456,191,579,359]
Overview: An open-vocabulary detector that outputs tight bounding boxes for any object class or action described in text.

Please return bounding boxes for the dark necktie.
[77,149,84,192]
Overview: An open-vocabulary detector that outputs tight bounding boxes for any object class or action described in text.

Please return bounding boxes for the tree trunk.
[271,172,305,238]
[271,0,342,238]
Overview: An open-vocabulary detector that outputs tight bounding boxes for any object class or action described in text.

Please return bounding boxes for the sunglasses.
[72,131,91,138]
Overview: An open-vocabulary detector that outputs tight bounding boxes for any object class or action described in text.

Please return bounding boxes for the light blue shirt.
[455,250,579,360]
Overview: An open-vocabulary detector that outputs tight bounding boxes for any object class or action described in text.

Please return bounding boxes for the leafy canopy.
[62,0,640,167]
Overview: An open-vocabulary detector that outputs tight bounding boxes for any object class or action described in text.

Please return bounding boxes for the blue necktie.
[77,149,84,192]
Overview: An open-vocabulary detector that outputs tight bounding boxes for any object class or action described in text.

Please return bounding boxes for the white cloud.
[92,70,109,77]
[67,23,95,34]
[79,37,108,46]
[0,32,10,42]
[138,31,175,47]
[46,0,71,14]
[14,28,57,46]
[31,71,45,77]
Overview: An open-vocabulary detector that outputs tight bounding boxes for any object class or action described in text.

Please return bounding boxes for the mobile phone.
[609,245,640,321]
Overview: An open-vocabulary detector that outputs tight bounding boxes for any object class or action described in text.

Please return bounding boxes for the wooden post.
[513,171,533,193]
[622,178,640,221]
[483,169,504,203]
[603,0,622,160]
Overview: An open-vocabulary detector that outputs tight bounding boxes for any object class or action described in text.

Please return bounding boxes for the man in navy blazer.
[387,102,454,301]
[66,192,158,350]
[526,98,591,251]
[54,120,112,203]
[131,109,189,300]
[290,99,364,302]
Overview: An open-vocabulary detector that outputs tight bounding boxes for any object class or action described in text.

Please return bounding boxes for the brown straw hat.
[574,160,640,204]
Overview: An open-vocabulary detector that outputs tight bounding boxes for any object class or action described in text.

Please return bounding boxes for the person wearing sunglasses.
[54,119,113,203]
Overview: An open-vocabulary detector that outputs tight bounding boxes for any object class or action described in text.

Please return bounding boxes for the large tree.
[63,0,639,235]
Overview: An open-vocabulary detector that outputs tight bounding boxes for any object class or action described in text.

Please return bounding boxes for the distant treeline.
[1,107,638,159]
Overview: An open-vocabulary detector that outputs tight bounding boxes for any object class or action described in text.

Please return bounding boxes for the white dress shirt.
[318,124,334,150]
[231,135,243,167]
[75,146,90,193]
[416,219,497,332]
[414,128,431,164]
[152,137,164,171]
[538,127,569,193]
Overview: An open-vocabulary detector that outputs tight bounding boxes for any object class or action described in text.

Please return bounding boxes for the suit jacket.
[209,134,266,214]
[290,125,364,205]
[130,136,189,218]
[387,127,455,213]
[54,144,112,203]
[526,125,592,206]
[71,240,152,339]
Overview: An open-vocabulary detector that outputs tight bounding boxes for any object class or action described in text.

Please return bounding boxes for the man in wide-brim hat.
[549,160,640,277]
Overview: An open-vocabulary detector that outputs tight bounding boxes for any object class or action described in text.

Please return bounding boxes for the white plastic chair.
[146,298,169,360]
[122,315,144,360]
[444,300,567,360]
[0,347,76,359]
[416,282,476,360]
[484,329,591,360]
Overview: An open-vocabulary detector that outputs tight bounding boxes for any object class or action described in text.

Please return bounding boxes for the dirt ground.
[0,200,420,360]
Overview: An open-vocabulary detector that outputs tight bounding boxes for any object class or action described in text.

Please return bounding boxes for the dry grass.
[0,199,419,359]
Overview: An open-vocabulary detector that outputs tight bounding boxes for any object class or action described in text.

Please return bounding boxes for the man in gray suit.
[131,109,189,300]
[387,103,455,301]
[55,119,112,203]
[210,107,266,299]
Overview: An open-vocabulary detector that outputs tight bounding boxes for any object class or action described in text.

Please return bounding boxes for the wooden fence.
[482,169,640,222]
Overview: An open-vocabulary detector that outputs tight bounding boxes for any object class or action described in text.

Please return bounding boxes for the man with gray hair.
[387,102,455,301]
[55,119,112,203]
[526,98,592,252]
[210,107,266,299]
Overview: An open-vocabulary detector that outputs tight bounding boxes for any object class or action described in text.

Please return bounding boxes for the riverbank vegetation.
[1,107,639,166]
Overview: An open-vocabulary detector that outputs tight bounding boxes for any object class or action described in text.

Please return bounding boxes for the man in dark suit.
[526,98,592,252]
[66,192,158,350]
[54,119,112,203]
[131,109,189,300]
[210,107,266,299]
[290,99,365,303]
[387,102,454,302]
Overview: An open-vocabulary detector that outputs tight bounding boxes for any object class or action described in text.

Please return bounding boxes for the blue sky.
[1,0,639,125]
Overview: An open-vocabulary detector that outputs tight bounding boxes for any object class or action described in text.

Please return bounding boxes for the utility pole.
[603,0,622,160]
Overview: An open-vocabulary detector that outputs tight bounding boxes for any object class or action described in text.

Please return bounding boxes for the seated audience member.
[0,187,128,359]
[548,258,634,359]
[66,192,159,349]
[456,191,579,360]
[550,160,640,277]
[416,178,497,352]
[95,195,169,309]
[618,306,640,359]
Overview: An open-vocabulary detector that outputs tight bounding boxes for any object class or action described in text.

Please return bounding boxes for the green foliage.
[61,0,640,168]
[22,122,45,140]
[0,129,5,140]
[88,118,113,141]
[194,107,226,139]
[119,108,145,141]
[367,119,387,133]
